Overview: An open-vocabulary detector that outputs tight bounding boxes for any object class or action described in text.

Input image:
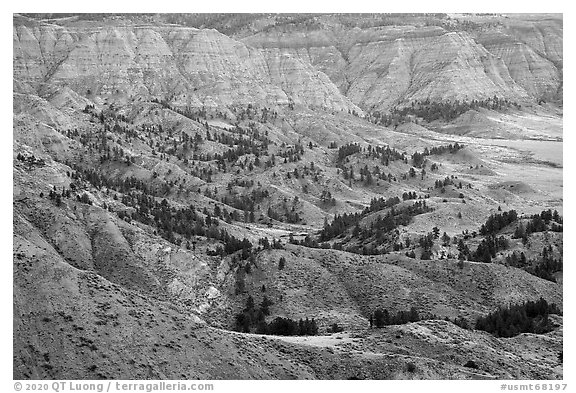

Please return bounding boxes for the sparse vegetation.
[13,13,564,381]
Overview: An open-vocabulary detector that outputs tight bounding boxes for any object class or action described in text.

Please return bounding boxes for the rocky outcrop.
[476,30,561,101]
[503,15,563,67]
[13,18,361,113]
[240,14,562,110]
[14,14,562,113]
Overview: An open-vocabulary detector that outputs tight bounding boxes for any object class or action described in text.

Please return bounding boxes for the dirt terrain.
[13,13,563,380]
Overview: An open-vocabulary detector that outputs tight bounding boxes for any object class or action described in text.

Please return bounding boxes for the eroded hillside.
[13,13,563,380]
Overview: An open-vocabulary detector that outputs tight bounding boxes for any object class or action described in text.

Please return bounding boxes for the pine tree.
[256,320,268,334]
[441,232,451,246]
[245,295,255,311]
[260,296,272,316]
[374,309,385,328]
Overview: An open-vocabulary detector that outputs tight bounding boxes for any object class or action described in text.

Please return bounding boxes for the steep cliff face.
[13,19,361,113]
[476,21,562,101]
[14,14,562,113]
[503,15,563,67]
[240,14,562,110]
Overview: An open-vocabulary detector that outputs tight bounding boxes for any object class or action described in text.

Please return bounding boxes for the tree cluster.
[470,235,509,263]
[479,210,518,236]
[234,295,318,336]
[371,307,421,327]
[319,196,402,241]
[475,298,561,338]
[369,97,519,126]
[16,152,45,167]
[513,209,563,240]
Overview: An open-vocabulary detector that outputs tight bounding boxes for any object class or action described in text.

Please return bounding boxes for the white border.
[4,4,570,392]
